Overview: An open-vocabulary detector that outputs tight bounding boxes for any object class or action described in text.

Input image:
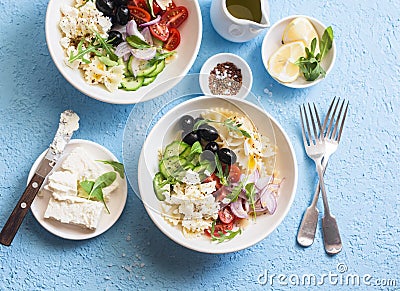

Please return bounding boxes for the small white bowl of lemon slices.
[261,15,336,88]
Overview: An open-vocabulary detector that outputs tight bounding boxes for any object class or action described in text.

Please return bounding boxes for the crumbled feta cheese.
[181,170,201,185]
[155,0,173,10]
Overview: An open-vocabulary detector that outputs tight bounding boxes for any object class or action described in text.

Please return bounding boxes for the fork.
[299,100,347,255]
[297,98,349,250]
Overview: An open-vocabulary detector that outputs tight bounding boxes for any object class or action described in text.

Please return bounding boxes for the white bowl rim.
[45,0,203,104]
[261,14,337,89]
[137,95,298,253]
[199,53,253,99]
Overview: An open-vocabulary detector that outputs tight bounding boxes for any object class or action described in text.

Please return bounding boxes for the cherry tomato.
[203,173,222,189]
[228,164,241,183]
[161,6,189,28]
[163,27,180,50]
[128,0,148,10]
[219,207,235,224]
[152,1,162,15]
[149,21,169,41]
[205,221,233,237]
[128,6,151,25]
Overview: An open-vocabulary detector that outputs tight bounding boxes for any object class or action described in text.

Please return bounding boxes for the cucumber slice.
[159,156,184,178]
[153,172,167,201]
[137,61,157,77]
[163,141,189,159]
[142,76,156,86]
[147,60,165,77]
[180,146,191,158]
[121,77,144,91]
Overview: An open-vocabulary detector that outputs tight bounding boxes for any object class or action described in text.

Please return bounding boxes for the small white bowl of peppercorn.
[199,53,253,99]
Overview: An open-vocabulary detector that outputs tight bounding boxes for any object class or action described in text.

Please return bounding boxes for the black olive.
[96,0,115,17]
[217,148,237,165]
[108,31,123,46]
[205,141,219,153]
[115,0,128,5]
[116,5,130,25]
[198,124,219,141]
[182,131,201,146]
[180,115,195,132]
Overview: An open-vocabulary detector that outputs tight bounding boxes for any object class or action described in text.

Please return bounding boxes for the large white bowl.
[261,15,336,88]
[45,0,202,104]
[138,96,298,253]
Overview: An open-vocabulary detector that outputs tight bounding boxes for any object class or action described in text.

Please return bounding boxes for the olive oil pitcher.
[210,0,270,42]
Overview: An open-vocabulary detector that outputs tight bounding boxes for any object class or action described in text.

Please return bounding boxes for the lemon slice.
[282,17,319,49]
[268,41,306,83]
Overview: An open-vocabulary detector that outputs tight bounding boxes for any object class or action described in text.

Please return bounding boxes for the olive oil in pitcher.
[226,0,262,23]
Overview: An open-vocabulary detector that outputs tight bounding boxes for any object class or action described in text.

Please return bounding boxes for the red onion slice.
[115,42,131,57]
[255,175,273,190]
[126,20,145,41]
[139,15,161,27]
[130,47,157,60]
[247,169,260,185]
[141,27,153,45]
[260,187,277,214]
[230,199,248,218]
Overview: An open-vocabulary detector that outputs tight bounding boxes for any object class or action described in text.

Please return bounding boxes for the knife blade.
[0,110,79,246]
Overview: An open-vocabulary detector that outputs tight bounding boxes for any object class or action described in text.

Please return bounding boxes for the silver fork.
[297,98,349,251]
[299,100,347,255]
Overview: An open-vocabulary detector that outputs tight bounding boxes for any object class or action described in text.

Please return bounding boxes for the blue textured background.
[1,0,399,290]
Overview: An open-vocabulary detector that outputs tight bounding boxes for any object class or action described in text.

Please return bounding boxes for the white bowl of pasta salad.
[45,0,202,104]
[138,96,298,253]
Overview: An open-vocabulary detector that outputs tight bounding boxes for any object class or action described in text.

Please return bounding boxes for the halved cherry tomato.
[205,221,234,237]
[152,1,162,15]
[219,207,235,224]
[228,164,241,183]
[163,27,180,50]
[128,0,148,10]
[203,173,222,189]
[149,22,169,41]
[161,6,188,28]
[128,6,151,25]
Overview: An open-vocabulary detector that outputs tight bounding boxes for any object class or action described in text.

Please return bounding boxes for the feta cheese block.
[44,196,104,230]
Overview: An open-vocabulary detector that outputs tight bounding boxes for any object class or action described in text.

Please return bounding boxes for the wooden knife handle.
[0,173,45,246]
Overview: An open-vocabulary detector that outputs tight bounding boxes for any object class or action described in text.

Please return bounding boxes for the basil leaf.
[126,35,151,49]
[90,172,117,195]
[97,160,125,179]
[80,180,94,194]
[319,26,334,60]
[90,187,110,214]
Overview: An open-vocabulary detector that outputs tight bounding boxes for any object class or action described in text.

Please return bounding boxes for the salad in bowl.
[138,96,297,253]
[46,0,202,104]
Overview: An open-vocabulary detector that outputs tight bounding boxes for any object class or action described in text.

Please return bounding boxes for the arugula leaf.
[97,160,125,179]
[214,154,228,186]
[209,220,242,243]
[245,182,257,220]
[295,26,334,82]
[94,30,118,61]
[319,26,334,60]
[69,39,100,63]
[226,181,244,202]
[194,118,251,138]
[148,51,176,65]
[126,35,151,49]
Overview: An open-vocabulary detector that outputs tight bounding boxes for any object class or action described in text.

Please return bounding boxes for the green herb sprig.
[194,118,251,138]
[295,26,334,81]
[209,220,242,243]
[79,172,117,214]
[245,182,257,220]
[214,154,229,186]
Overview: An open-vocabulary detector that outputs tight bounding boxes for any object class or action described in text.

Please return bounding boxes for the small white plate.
[199,53,253,99]
[261,15,336,88]
[29,139,128,240]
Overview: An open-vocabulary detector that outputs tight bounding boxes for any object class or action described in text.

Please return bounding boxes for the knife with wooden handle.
[0,110,79,246]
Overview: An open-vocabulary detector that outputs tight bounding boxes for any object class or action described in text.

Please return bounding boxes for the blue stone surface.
[0,0,399,290]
